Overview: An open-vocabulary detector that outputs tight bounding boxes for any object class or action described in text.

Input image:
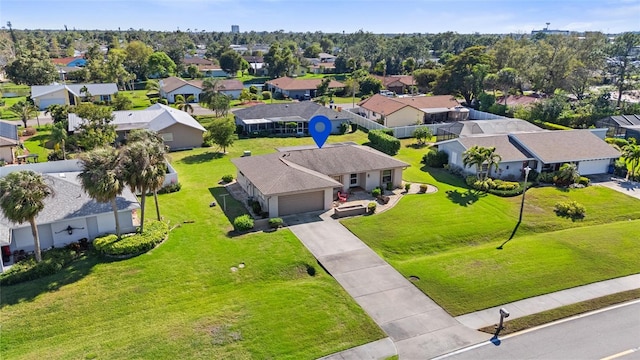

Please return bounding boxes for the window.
[382,170,392,183]
[160,133,174,142]
[332,175,342,183]
[100,95,111,102]
[350,173,358,186]
[451,151,457,165]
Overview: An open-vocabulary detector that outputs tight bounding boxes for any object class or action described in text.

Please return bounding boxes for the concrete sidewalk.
[455,273,640,329]
[286,212,486,360]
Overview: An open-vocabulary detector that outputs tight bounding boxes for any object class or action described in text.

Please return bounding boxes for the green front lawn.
[0,130,383,359]
[342,142,640,315]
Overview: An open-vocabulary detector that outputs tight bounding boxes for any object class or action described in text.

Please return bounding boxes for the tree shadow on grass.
[426,166,469,188]
[0,250,112,308]
[181,151,224,164]
[406,143,429,149]
[445,189,486,206]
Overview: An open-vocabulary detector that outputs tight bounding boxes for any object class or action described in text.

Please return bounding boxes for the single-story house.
[233,102,350,135]
[436,119,545,141]
[231,144,409,217]
[0,162,140,270]
[159,76,243,103]
[50,56,87,67]
[243,56,266,75]
[437,129,621,178]
[596,115,640,140]
[68,103,205,150]
[31,83,118,110]
[0,121,19,164]
[373,75,415,95]
[358,94,468,127]
[266,76,345,100]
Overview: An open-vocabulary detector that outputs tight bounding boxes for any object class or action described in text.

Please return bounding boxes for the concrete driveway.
[589,175,640,200]
[286,212,487,359]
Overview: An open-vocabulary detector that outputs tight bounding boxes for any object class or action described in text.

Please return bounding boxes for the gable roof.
[31,83,118,99]
[68,103,205,133]
[161,77,243,93]
[0,172,139,245]
[601,115,640,127]
[266,76,344,91]
[438,119,544,138]
[232,144,408,196]
[233,102,348,122]
[451,135,534,162]
[509,130,620,164]
[358,94,460,116]
[0,121,19,146]
[183,58,214,66]
[373,75,415,87]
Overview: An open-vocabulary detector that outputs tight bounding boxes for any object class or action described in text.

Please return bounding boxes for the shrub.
[157,182,181,194]
[386,182,393,191]
[371,187,382,197]
[554,201,586,219]
[404,183,411,192]
[367,202,377,214]
[339,121,350,135]
[419,184,429,193]
[367,130,400,156]
[421,149,449,168]
[268,217,284,229]
[94,221,169,256]
[221,174,234,183]
[493,180,520,191]
[233,214,254,231]
[261,91,272,100]
[248,199,261,214]
[0,248,80,285]
[22,127,37,136]
[465,175,478,187]
[578,176,590,186]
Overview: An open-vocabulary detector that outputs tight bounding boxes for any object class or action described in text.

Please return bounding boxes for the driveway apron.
[286,212,486,359]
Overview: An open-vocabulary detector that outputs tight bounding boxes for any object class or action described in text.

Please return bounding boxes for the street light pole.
[498,166,531,249]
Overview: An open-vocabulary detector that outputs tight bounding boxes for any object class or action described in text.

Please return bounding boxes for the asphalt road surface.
[438,300,640,360]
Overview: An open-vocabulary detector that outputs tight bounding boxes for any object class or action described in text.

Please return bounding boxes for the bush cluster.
[371,187,382,197]
[466,176,524,196]
[367,202,377,214]
[221,174,234,183]
[421,149,449,168]
[268,217,284,229]
[94,221,169,256]
[157,182,181,194]
[368,130,400,156]
[233,214,254,231]
[339,122,350,135]
[554,201,586,219]
[578,176,590,186]
[419,184,429,193]
[0,248,79,286]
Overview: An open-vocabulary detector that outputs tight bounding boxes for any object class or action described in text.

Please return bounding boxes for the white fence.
[343,109,389,131]
[467,108,510,120]
[392,124,451,139]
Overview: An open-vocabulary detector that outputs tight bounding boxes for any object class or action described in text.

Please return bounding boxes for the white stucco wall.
[167,84,203,103]
[578,159,611,175]
[365,170,381,190]
[385,106,423,127]
[392,168,403,187]
[34,89,68,109]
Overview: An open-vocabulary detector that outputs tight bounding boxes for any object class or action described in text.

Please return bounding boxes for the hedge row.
[94,221,169,256]
[0,248,79,286]
[368,130,400,156]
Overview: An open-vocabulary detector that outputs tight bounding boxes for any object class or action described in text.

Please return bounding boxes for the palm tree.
[0,171,53,262]
[622,140,640,180]
[462,145,486,179]
[145,79,161,101]
[199,78,224,106]
[482,146,502,179]
[557,163,580,186]
[78,148,125,238]
[10,100,39,128]
[174,94,195,114]
[120,130,167,232]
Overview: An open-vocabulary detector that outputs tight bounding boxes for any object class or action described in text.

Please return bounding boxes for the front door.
[349,173,359,188]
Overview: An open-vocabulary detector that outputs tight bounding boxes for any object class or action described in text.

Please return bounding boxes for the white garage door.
[578,159,609,175]
[38,98,65,110]
[278,191,324,216]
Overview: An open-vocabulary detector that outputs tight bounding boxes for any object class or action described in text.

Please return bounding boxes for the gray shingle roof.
[509,130,621,164]
[456,135,534,162]
[0,121,19,146]
[231,144,409,196]
[0,172,139,245]
[233,102,349,122]
[31,83,118,98]
[602,115,640,126]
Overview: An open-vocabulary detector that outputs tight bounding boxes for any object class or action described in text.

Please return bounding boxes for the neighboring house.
[232,144,409,217]
[596,115,640,140]
[57,66,84,81]
[266,76,345,100]
[0,161,139,270]
[68,103,205,150]
[159,76,243,103]
[436,119,545,141]
[0,121,19,164]
[306,53,337,74]
[50,56,87,67]
[358,94,468,127]
[182,58,231,77]
[243,56,266,75]
[31,83,118,110]
[233,102,350,135]
[437,129,621,177]
[495,94,542,108]
[373,75,415,95]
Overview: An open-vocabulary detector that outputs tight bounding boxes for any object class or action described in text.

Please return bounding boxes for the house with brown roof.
[182,58,230,77]
[437,129,620,178]
[159,76,243,103]
[358,94,468,127]
[0,121,19,164]
[373,75,415,95]
[266,76,344,100]
[231,144,409,217]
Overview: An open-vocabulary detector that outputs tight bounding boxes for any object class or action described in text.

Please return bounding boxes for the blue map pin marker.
[309,115,331,148]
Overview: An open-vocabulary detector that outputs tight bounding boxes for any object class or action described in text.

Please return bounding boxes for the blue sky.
[1,0,638,34]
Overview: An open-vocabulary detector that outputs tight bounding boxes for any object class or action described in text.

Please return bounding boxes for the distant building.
[231,25,239,33]
[531,22,570,36]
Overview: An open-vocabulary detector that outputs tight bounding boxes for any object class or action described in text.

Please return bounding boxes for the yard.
[342,139,640,315]
[0,130,384,360]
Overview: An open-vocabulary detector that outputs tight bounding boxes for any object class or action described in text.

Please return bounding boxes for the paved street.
[438,300,640,360]
[286,212,487,359]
